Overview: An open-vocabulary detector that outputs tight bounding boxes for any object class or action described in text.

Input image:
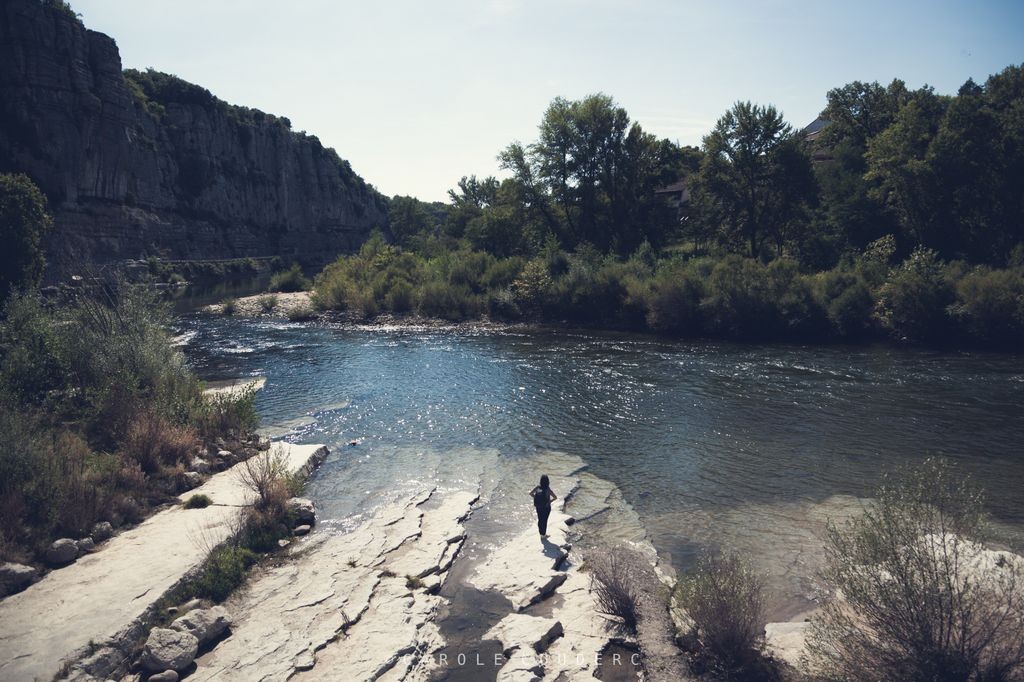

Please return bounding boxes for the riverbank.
[0,442,328,681]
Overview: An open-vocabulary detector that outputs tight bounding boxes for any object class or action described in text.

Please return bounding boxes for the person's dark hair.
[540,475,549,489]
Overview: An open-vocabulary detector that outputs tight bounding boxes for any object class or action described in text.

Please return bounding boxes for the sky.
[72,0,1023,202]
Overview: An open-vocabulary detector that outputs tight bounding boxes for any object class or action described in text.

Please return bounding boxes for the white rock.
[0,562,37,593]
[45,538,79,566]
[764,620,811,670]
[90,522,114,542]
[140,628,198,672]
[148,671,179,682]
[293,524,311,536]
[189,458,211,474]
[170,606,232,645]
[287,497,316,524]
[485,613,564,655]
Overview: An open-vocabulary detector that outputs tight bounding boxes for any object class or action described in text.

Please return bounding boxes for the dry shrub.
[807,458,1024,682]
[237,447,289,512]
[589,544,644,634]
[120,410,199,474]
[673,551,768,678]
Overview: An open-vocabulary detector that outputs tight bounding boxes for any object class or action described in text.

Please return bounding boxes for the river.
[177,312,1024,620]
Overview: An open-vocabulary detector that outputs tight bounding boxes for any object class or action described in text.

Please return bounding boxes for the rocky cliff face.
[0,0,387,279]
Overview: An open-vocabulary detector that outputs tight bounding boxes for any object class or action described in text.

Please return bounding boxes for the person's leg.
[538,507,550,536]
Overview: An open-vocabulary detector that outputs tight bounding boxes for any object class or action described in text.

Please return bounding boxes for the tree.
[691,102,816,257]
[0,174,53,303]
[501,94,682,254]
[813,80,911,256]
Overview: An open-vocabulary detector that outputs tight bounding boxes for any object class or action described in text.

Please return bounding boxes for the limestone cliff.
[0,0,388,279]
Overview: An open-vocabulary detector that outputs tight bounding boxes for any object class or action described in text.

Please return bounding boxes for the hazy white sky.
[73,0,1023,201]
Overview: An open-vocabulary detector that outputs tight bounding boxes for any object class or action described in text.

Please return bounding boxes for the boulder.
[90,522,114,542]
[293,525,311,537]
[287,497,316,525]
[216,449,233,460]
[45,538,79,566]
[0,562,37,594]
[189,458,211,474]
[170,605,232,646]
[181,471,203,490]
[139,628,198,672]
[76,537,96,553]
[148,671,179,682]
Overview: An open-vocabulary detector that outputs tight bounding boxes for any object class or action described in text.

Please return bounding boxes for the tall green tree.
[692,102,816,257]
[0,174,53,303]
[501,94,682,254]
[812,80,911,255]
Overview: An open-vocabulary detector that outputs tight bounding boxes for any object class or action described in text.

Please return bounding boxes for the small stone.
[216,449,232,459]
[293,525,311,537]
[189,458,211,474]
[90,521,114,542]
[170,605,232,645]
[278,539,291,548]
[76,537,96,553]
[148,671,179,682]
[166,606,179,616]
[140,627,198,672]
[564,516,576,526]
[287,497,316,524]
[181,471,203,490]
[45,538,79,566]
[0,562,37,594]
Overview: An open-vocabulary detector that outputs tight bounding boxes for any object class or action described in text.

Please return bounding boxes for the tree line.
[317,64,1024,348]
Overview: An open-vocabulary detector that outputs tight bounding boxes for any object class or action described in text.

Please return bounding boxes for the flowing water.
[178,313,1024,620]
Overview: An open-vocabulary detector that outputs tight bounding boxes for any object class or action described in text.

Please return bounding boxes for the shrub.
[268,263,312,293]
[644,263,705,334]
[258,294,278,313]
[0,173,53,304]
[237,448,289,512]
[673,552,768,677]
[191,544,258,602]
[184,494,211,509]
[119,411,199,474]
[950,266,1024,346]
[193,386,258,440]
[806,458,1024,681]
[875,247,955,343]
[286,305,316,322]
[589,545,643,635]
[220,298,237,315]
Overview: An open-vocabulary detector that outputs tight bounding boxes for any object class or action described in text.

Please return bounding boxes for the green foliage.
[268,263,311,293]
[0,285,257,558]
[689,102,816,258]
[875,247,955,342]
[0,174,53,304]
[674,552,771,679]
[807,458,1024,681]
[258,294,278,313]
[184,494,212,509]
[191,544,258,602]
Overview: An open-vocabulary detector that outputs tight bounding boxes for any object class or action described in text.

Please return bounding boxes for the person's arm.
[549,489,557,502]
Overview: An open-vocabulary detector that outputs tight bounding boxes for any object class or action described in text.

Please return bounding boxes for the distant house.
[802,117,832,162]
[655,177,691,221]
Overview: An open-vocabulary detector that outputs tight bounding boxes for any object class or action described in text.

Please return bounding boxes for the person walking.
[530,475,557,538]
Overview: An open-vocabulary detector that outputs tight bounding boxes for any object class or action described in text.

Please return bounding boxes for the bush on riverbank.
[268,263,312,293]
[0,285,258,562]
[806,458,1024,681]
[673,552,775,680]
[312,233,1024,348]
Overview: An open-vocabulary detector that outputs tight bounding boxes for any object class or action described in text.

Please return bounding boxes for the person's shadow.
[540,536,567,568]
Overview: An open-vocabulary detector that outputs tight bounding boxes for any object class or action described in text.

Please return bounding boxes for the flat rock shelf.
[0,443,328,682]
